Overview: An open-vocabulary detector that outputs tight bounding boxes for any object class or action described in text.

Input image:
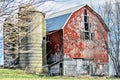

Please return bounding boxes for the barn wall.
[63,6,108,75]
[63,6,108,63]
[47,30,63,64]
[63,59,93,76]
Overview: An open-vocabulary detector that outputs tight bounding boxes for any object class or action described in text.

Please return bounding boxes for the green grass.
[0,69,39,78]
[0,69,119,80]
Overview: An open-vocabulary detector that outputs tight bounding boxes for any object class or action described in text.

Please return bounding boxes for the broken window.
[80,9,95,40]
[84,9,89,22]
[81,31,90,40]
[85,23,89,31]
[84,16,89,23]
[84,32,90,40]
[84,9,87,15]
[84,9,90,40]
[84,9,89,31]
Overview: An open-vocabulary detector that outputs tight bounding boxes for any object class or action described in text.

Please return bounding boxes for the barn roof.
[46,5,83,32]
[46,13,71,32]
[46,4,109,32]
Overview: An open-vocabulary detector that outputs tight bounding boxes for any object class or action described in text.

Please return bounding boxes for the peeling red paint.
[63,7,108,64]
[47,6,108,64]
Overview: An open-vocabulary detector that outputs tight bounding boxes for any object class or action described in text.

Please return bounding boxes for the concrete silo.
[18,4,46,73]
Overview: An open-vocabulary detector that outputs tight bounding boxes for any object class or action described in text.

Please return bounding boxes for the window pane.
[84,16,88,22]
[46,35,50,41]
[85,23,89,31]
[85,32,90,40]
[84,9,87,15]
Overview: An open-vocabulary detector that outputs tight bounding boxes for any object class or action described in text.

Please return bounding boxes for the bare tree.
[0,0,49,68]
[95,0,120,77]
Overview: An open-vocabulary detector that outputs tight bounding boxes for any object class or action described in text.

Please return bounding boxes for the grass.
[0,69,119,80]
[0,69,39,78]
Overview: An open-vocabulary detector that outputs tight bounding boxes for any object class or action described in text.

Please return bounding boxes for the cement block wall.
[63,59,108,76]
[63,59,90,76]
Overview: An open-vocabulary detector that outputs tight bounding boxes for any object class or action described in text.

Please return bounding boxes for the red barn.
[46,4,109,76]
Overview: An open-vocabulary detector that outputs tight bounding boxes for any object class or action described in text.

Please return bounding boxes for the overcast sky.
[37,0,118,16]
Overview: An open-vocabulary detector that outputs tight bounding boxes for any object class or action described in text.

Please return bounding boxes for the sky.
[0,0,118,18]
[37,0,117,16]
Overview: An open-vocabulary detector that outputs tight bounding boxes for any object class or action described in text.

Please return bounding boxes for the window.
[84,9,90,40]
[84,9,87,15]
[80,9,95,40]
[85,23,89,31]
[84,16,89,22]
[84,9,89,22]
[81,31,95,41]
[80,32,90,40]
[84,32,90,40]
[46,35,50,41]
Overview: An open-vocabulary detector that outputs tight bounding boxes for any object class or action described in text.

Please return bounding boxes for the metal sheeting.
[46,13,71,32]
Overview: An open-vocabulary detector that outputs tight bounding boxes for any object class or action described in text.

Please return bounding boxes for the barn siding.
[46,5,109,76]
[63,7,108,63]
[47,30,63,64]
[63,6,108,75]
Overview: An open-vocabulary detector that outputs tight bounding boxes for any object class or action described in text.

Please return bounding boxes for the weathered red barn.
[46,4,109,76]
